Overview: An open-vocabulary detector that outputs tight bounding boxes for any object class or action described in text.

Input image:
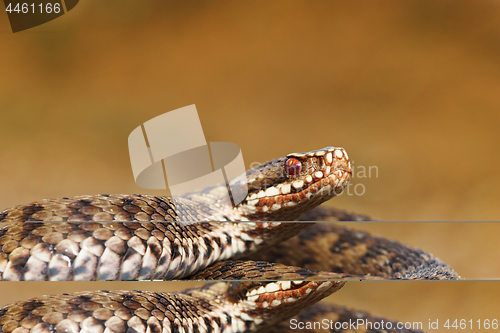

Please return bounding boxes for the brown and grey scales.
[0,288,244,333]
[189,260,374,281]
[249,217,459,280]
[0,195,309,281]
[0,203,459,281]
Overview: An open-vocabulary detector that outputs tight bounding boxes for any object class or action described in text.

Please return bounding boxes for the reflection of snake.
[0,281,426,333]
[0,147,454,332]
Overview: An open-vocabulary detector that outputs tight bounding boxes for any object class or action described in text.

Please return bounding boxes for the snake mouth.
[234,280,344,327]
[242,147,351,218]
[245,280,322,304]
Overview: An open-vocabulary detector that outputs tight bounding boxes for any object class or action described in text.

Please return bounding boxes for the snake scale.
[0,147,457,332]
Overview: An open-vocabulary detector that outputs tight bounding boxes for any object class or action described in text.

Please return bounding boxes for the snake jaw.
[226,280,345,330]
[238,147,352,221]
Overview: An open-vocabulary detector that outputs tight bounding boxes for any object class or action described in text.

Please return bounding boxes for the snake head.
[237,147,352,221]
[225,280,345,330]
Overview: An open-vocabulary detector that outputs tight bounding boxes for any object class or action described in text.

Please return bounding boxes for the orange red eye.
[285,158,302,176]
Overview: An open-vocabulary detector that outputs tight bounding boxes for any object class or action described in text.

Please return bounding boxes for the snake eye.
[285,158,302,176]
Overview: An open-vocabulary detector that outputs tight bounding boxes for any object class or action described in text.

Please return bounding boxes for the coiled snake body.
[0,147,457,332]
[0,281,427,333]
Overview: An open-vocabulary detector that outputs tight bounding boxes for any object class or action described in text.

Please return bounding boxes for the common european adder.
[0,147,457,332]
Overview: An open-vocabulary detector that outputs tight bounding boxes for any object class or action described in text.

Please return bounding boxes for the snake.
[0,281,427,333]
[0,146,456,332]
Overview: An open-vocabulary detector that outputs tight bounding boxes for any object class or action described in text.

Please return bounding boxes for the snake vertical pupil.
[285,158,302,176]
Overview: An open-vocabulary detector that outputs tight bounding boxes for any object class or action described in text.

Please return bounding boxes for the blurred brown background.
[1,0,500,331]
